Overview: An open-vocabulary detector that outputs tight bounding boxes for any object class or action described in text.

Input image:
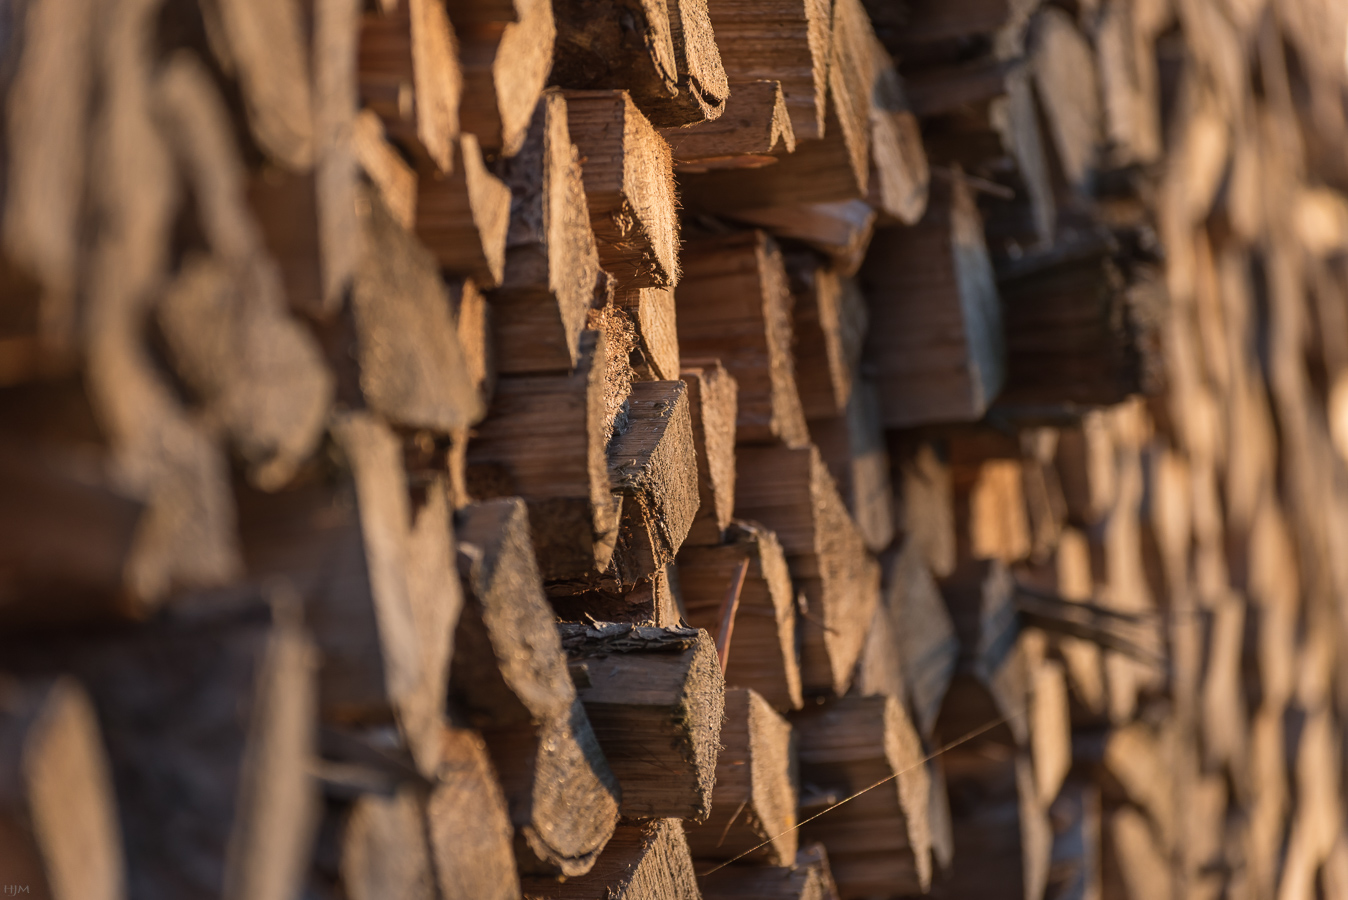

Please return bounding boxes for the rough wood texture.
[676,231,809,446]
[860,173,1004,427]
[565,91,680,288]
[560,623,725,820]
[697,844,840,900]
[680,360,739,546]
[866,34,929,225]
[608,380,701,587]
[686,687,798,864]
[494,90,603,375]
[617,287,680,381]
[794,694,933,897]
[0,677,125,900]
[663,80,797,170]
[733,201,878,276]
[735,443,879,695]
[680,521,803,710]
[457,0,556,155]
[522,819,701,900]
[466,331,622,583]
[0,596,319,900]
[788,257,853,419]
[451,498,620,876]
[358,0,461,173]
[414,134,512,287]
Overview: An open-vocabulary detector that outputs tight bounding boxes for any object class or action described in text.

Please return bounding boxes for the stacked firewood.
[3,0,1348,897]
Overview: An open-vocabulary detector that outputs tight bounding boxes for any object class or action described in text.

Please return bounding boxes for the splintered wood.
[5,0,1348,898]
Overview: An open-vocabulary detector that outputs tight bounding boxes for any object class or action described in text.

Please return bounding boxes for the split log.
[891,440,957,578]
[494,90,603,375]
[358,0,461,173]
[0,677,125,900]
[863,34,929,225]
[565,91,680,288]
[1094,0,1163,168]
[1030,656,1071,807]
[522,819,700,900]
[426,726,520,900]
[0,594,319,900]
[466,330,622,583]
[686,687,798,864]
[858,539,959,739]
[811,379,894,553]
[676,231,809,446]
[552,0,728,126]
[662,80,797,170]
[237,413,460,777]
[868,0,1039,50]
[312,0,364,312]
[337,787,437,900]
[607,380,700,586]
[736,443,879,695]
[451,498,620,876]
[448,278,496,410]
[621,288,681,381]
[1046,780,1103,900]
[1030,8,1103,195]
[703,0,831,141]
[560,622,725,820]
[352,110,418,229]
[1105,807,1172,900]
[859,172,1004,427]
[456,0,556,155]
[794,694,932,896]
[680,520,803,711]
[732,201,877,276]
[414,135,512,287]
[352,190,485,432]
[787,256,854,420]
[680,360,738,545]
[698,843,839,900]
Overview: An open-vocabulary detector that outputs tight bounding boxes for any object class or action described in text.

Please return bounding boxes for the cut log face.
[357,0,461,173]
[560,623,725,820]
[0,677,125,900]
[811,379,894,553]
[452,498,621,876]
[865,34,929,225]
[697,843,840,900]
[621,287,682,382]
[677,231,810,446]
[353,191,485,433]
[426,727,520,900]
[457,0,556,156]
[793,694,933,896]
[521,819,701,900]
[565,90,680,288]
[414,135,512,287]
[860,172,1004,427]
[663,80,797,169]
[494,90,603,375]
[686,687,799,864]
[607,380,701,586]
[704,0,830,141]
[467,331,622,582]
[788,257,853,419]
[0,596,319,900]
[735,443,879,695]
[680,360,739,546]
[679,520,803,711]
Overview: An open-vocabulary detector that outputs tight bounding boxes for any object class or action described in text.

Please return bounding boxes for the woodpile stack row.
[3,0,1348,897]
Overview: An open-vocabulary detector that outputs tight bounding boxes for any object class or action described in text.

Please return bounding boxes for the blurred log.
[1030,8,1103,194]
[736,443,880,695]
[677,231,809,446]
[787,256,854,420]
[686,688,798,864]
[680,521,803,711]
[565,91,680,288]
[1046,780,1102,900]
[352,110,418,229]
[338,787,437,900]
[892,440,957,578]
[457,0,555,155]
[494,90,603,375]
[621,288,681,382]
[0,595,319,900]
[679,360,738,545]
[561,623,724,820]
[697,844,840,900]
[522,819,700,900]
[733,201,877,276]
[860,174,1004,427]
[451,498,620,876]
[865,34,929,225]
[426,726,520,900]
[466,331,622,583]
[795,695,932,896]
[0,677,125,900]
[812,379,894,553]
[414,135,512,287]
[358,0,460,173]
